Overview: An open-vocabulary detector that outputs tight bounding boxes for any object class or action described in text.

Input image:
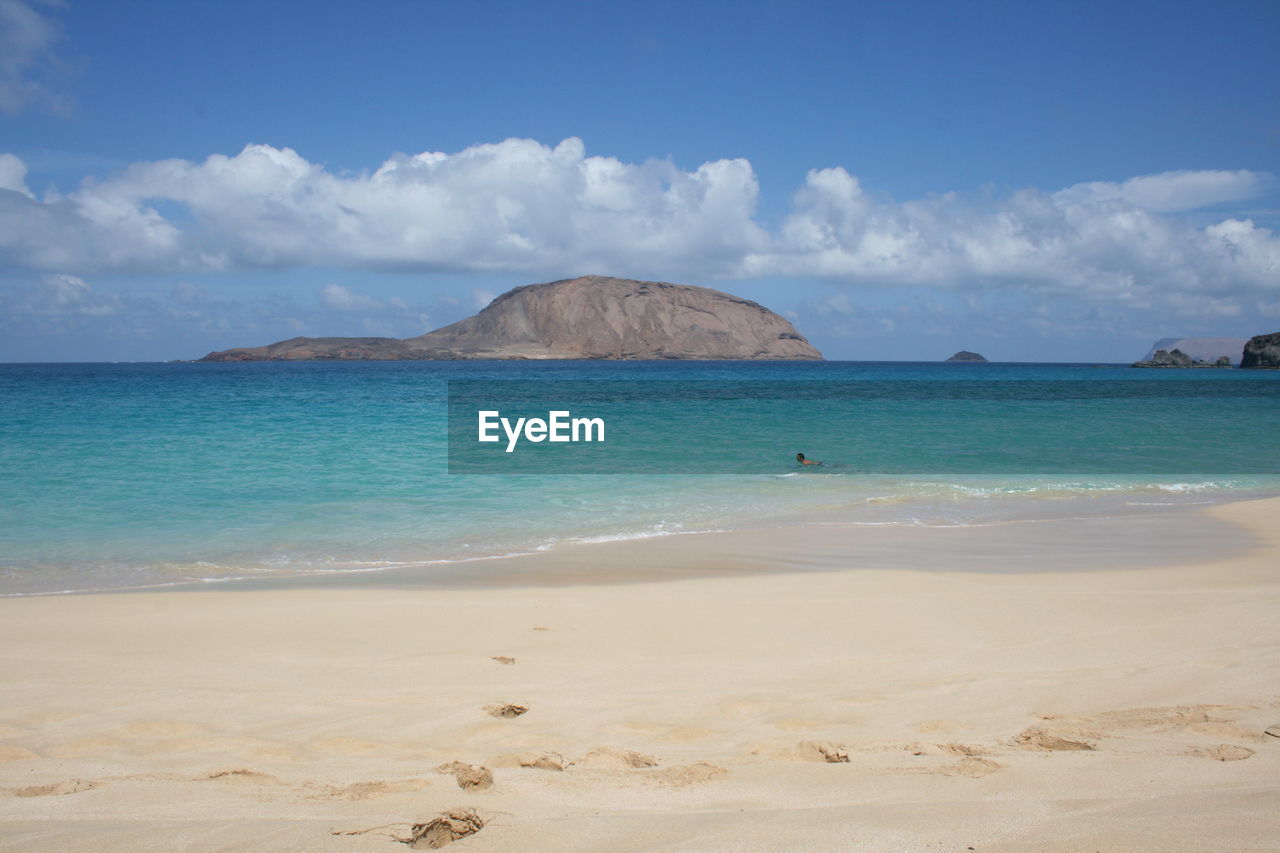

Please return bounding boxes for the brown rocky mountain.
[1240,332,1280,369]
[200,275,822,361]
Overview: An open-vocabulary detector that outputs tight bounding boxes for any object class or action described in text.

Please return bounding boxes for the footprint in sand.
[310,779,432,800]
[905,742,987,757]
[1265,725,1280,739]
[795,741,849,763]
[749,741,848,763]
[899,741,1004,778]
[333,808,486,849]
[490,751,571,771]
[1193,744,1255,761]
[491,656,516,665]
[1013,727,1096,752]
[1033,705,1273,751]
[198,768,282,784]
[577,746,659,769]
[12,779,100,798]
[1049,705,1265,740]
[939,757,1004,778]
[483,703,529,719]
[434,762,494,790]
[1086,705,1211,730]
[650,762,728,787]
[569,751,721,785]
[407,808,486,849]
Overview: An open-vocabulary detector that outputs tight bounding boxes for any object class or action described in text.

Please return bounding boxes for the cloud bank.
[751,166,1277,306]
[0,137,1275,312]
[0,276,438,355]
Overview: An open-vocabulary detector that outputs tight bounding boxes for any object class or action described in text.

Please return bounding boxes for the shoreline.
[1,498,1277,851]
[4,486,1272,598]
[170,498,1261,593]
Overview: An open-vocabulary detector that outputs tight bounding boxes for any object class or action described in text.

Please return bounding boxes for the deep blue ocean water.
[2,360,1278,595]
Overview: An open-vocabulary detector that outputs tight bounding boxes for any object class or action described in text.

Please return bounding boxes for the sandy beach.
[2,498,1278,852]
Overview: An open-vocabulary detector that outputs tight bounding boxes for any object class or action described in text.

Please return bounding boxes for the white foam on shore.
[5,476,1275,597]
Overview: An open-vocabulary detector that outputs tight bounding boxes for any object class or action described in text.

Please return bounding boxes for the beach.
[5,2,1279,849]
[1,497,1278,852]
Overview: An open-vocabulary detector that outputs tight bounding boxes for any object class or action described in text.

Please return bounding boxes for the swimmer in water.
[796,452,823,467]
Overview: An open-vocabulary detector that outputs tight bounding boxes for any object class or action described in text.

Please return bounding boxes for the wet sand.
[179,500,1258,592]
[1,498,1278,851]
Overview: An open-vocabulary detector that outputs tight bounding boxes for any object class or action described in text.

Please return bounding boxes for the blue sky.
[2,0,1277,361]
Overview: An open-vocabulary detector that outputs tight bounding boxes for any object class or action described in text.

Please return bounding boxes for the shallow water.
[1,360,1277,595]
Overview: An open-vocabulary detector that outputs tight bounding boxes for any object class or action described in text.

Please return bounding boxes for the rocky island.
[1131,348,1231,368]
[1240,332,1280,369]
[1140,337,1246,365]
[945,351,988,362]
[200,275,822,361]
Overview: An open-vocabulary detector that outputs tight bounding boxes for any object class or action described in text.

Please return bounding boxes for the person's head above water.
[796,453,805,462]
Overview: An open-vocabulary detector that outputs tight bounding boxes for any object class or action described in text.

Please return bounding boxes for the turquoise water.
[2,360,1278,595]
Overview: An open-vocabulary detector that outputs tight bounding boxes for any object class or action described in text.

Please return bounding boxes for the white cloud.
[749,166,1279,306]
[320,283,383,312]
[1052,169,1269,213]
[317,284,430,332]
[0,0,71,116]
[0,138,743,277]
[0,139,1275,320]
[17,273,119,317]
[0,151,34,196]
[0,139,768,278]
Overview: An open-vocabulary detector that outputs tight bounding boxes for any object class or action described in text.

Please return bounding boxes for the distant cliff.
[1131,348,1231,368]
[1240,332,1280,369]
[945,351,987,362]
[1141,337,1246,365]
[200,276,822,362]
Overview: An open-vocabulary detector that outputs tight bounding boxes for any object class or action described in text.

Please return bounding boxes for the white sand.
[1,498,1278,851]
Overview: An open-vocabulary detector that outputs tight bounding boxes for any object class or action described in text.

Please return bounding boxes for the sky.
[1,0,1278,362]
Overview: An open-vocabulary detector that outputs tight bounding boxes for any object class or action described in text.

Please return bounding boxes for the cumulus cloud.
[0,0,72,116]
[0,138,766,278]
[749,166,1278,306]
[0,138,1275,317]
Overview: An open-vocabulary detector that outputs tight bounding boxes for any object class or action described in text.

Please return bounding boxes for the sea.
[2,360,1278,596]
